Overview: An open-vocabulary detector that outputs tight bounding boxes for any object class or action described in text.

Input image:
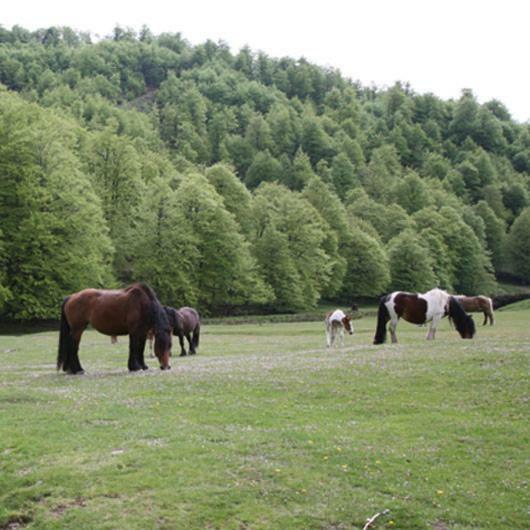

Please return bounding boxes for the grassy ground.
[0,307,528,529]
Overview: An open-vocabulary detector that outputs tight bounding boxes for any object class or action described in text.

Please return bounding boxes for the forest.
[0,25,529,319]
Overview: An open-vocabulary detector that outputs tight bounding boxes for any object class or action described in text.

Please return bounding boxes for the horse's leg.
[186,332,195,355]
[128,334,146,371]
[148,332,155,358]
[189,331,197,355]
[426,322,434,340]
[389,319,398,343]
[482,311,488,326]
[178,332,187,357]
[427,315,441,340]
[138,335,148,370]
[340,328,344,348]
[325,321,331,347]
[67,327,85,374]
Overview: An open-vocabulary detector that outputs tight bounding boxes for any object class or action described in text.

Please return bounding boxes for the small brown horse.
[165,306,201,356]
[454,295,494,325]
[58,283,172,374]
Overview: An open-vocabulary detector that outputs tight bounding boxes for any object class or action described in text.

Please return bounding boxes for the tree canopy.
[0,26,529,318]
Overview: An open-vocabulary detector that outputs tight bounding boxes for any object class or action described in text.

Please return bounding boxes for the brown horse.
[453,295,494,325]
[164,306,201,356]
[57,283,172,374]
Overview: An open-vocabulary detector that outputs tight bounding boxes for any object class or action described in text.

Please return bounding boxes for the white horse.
[373,288,475,344]
[325,309,353,348]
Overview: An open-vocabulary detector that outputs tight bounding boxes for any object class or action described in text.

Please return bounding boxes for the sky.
[2,0,529,122]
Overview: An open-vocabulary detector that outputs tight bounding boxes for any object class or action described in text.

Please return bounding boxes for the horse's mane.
[126,282,158,302]
[163,306,179,329]
[125,283,170,336]
[448,296,476,338]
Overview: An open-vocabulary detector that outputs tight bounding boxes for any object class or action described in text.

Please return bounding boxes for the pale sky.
[2,0,529,122]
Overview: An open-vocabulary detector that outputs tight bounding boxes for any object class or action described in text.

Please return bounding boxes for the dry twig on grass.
[363,509,390,530]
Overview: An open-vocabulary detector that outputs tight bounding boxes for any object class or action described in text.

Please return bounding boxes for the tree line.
[0,25,529,319]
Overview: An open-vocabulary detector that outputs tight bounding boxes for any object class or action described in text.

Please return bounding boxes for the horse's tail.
[193,322,200,349]
[57,296,71,371]
[373,295,390,345]
[486,296,494,325]
[192,309,200,349]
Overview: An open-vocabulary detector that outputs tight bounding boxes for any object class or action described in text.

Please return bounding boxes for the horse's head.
[448,297,476,339]
[459,313,476,339]
[342,315,354,335]
[154,328,172,369]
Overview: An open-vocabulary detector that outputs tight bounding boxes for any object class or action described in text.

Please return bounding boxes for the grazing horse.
[453,295,494,325]
[325,309,353,348]
[373,288,475,344]
[57,283,172,374]
[165,306,201,356]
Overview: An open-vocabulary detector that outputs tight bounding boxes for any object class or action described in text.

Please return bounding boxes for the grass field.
[0,307,528,529]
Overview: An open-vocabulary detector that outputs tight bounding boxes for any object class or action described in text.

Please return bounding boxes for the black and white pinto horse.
[325,309,353,348]
[373,288,475,344]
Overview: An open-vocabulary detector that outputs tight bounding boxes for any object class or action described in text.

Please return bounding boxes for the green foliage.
[130,179,200,306]
[175,173,272,311]
[82,124,146,277]
[473,201,507,269]
[412,206,496,294]
[245,150,283,189]
[340,225,390,298]
[392,171,432,214]
[0,91,114,318]
[251,183,331,308]
[387,230,436,292]
[205,163,254,234]
[346,189,415,243]
[506,208,530,281]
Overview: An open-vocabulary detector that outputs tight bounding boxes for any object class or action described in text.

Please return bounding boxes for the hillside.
[1,25,529,318]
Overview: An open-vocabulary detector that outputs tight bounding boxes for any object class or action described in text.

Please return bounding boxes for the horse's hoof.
[180,352,187,357]
[142,365,149,370]
[190,351,196,355]
[160,365,171,370]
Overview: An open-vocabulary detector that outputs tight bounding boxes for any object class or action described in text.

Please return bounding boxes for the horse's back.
[326,309,346,327]
[178,307,200,331]
[454,295,491,312]
[65,287,136,335]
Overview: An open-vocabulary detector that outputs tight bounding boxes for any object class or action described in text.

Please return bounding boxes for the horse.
[453,295,494,325]
[57,283,172,374]
[373,288,475,344]
[325,309,353,348]
[164,306,201,356]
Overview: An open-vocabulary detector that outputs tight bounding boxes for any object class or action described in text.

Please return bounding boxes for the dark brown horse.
[164,306,201,356]
[57,283,172,374]
[454,295,494,325]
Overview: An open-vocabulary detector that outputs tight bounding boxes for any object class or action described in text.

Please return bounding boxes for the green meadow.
[0,307,528,529]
